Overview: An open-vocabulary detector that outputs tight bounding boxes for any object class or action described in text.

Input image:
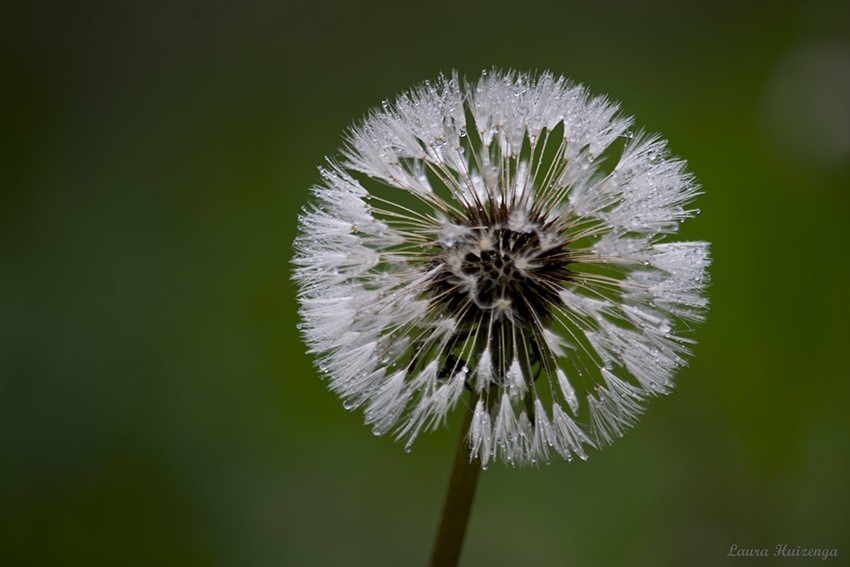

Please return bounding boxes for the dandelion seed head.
[293,69,710,465]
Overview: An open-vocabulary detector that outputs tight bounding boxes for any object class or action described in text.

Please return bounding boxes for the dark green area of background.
[3,1,849,565]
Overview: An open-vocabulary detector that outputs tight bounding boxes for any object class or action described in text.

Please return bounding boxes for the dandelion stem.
[429,400,480,567]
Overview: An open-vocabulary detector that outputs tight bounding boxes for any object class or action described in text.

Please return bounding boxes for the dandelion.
[293,70,709,468]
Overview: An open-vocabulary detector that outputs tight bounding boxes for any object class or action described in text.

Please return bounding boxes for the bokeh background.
[3,1,849,565]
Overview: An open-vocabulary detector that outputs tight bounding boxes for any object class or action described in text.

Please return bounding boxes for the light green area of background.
[3,1,849,565]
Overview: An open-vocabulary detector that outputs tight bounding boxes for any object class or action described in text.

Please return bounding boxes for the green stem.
[429,400,481,567]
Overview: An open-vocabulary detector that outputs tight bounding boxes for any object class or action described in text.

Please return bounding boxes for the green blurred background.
[3,1,849,565]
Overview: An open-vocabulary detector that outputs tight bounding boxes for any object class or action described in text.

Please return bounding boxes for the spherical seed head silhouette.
[293,70,710,466]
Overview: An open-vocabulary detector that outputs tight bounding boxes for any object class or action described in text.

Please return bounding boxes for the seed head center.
[428,220,573,324]
[461,231,530,296]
